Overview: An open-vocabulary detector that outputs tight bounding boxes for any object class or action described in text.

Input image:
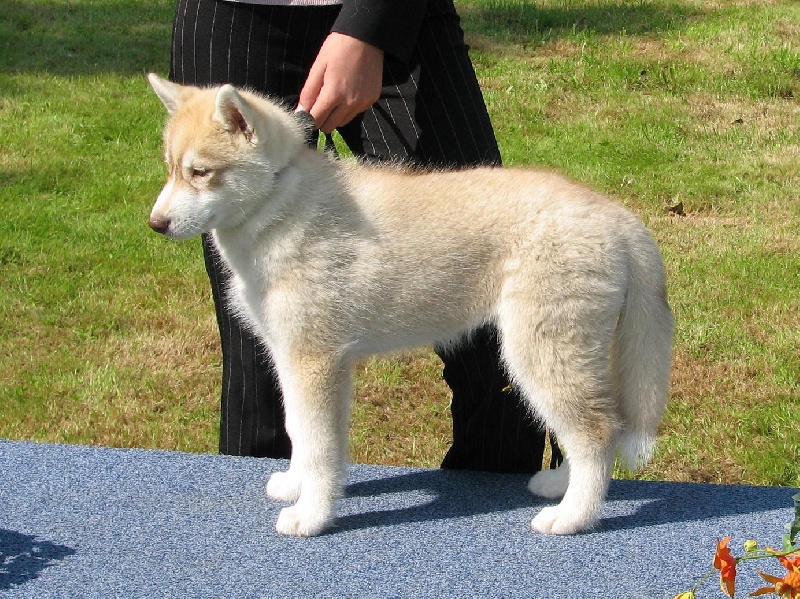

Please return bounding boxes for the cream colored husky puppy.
[147,73,673,538]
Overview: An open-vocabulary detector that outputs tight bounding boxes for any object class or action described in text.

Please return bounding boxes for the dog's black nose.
[149,217,170,234]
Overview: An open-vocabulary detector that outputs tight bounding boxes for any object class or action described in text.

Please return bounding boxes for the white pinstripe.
[179,0,189,81]
[405,63,446,160]
[209,2,218,82]
[191,0,201,83]
[420,19,474,163]
[262,12,273,92]
[244,6,255,86]
[226,3,236,82]
[440,13,496,151]
[279,10,293,99]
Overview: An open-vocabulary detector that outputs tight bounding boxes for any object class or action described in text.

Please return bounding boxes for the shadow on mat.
[600,479,797,533]
[335,469,533,533]
[0,530,75,591]
[332,469,796,534]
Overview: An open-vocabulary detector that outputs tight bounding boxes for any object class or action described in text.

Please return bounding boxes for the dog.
[147,73,673,537]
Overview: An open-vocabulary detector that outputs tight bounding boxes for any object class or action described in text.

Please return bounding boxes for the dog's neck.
[214,146,336,253]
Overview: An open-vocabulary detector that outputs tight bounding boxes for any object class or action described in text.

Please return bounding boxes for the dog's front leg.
[266,349,352,537]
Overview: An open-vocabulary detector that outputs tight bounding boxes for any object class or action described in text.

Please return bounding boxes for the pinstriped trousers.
[169,0,549,473]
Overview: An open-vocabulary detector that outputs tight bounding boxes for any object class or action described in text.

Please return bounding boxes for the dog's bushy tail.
[614,235,674,472]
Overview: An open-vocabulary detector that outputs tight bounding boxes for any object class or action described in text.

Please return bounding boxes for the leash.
[294,110,339,158]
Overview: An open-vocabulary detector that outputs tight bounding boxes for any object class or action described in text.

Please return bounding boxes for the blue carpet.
[0,440,795,598]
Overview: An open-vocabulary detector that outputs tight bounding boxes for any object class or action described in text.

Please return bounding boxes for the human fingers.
[298,57,325,117]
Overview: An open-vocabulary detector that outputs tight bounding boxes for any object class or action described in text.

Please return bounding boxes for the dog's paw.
[266,471,301,503]
[527,466,569,499]
[275,504,331,537]
[531,505,595,535]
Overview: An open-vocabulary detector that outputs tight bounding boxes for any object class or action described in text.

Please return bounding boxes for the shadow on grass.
[0,0,701,77]
[0,0,174,76]
[0,530,76,591]
[460,1,699,45]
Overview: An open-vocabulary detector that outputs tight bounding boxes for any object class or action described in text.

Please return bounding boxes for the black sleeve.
[331,0,427,64]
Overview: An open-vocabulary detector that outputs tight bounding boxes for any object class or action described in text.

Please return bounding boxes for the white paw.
[275,504,331,537]
[527,466,569,499]
[266,471,301,503]
[531,505,596,535]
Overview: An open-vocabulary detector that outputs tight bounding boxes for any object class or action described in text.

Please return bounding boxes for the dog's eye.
[192,167,212,178]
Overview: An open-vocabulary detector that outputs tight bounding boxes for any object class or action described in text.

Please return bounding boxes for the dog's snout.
[149,216,171,234]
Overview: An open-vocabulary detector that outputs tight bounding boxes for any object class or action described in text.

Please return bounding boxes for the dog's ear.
[147,73,189,115]
[214,85,257,144]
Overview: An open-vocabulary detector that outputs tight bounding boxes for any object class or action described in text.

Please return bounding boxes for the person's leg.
[199,235,290,457]
[337,0,547,473]
[169,0,338,456]
[337,3,498,167]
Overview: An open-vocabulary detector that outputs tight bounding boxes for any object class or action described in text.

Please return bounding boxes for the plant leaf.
[783,492,800,552]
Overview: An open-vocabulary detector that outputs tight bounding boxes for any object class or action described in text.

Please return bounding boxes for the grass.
[1,0,798,487]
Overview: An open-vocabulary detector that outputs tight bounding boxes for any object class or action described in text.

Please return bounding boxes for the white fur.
[147,74,674,537]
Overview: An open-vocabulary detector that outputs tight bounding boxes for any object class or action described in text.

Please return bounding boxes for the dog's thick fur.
[147,73,674,537]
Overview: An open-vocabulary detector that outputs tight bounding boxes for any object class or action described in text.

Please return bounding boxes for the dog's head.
[147,73,306,239]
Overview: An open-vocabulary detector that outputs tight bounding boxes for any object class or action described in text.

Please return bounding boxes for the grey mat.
[0,440,795,597]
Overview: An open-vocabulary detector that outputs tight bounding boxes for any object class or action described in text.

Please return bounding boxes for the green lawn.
[1,0,798,487]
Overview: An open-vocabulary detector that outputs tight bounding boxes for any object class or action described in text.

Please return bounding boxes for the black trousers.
[169,0,548,473]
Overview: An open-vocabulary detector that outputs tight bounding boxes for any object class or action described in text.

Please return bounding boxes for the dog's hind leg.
[499,294,623,535]
[265,349,352,537]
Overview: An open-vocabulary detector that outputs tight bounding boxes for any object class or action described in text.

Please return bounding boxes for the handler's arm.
[331,0,427,65]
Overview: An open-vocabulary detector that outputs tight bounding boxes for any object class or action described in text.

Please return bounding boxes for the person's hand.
[298,32,384,133]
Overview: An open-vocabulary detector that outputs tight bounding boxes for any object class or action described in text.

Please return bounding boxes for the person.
[167,0,552,473]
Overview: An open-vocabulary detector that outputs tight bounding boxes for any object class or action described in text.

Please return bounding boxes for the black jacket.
[332,0,427,64]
